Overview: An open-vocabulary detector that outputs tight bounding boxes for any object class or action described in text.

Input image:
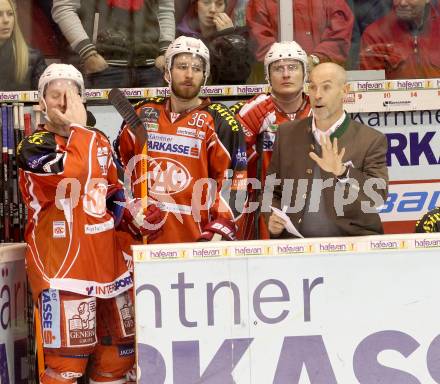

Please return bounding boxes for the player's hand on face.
[47,105,67,128]
[213,12,233,31]
[309,136,346,177]
[268,213,286,236]
[51,87,87,128]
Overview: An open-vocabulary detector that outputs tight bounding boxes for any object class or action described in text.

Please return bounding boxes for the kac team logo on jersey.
[148,157,191,195]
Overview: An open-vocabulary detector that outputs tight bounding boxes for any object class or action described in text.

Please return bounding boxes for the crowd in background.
[3,0,440,90]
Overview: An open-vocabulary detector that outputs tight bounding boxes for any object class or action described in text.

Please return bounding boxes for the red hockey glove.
[107,190,164,241]
[198,218,237,241]
[120,201,164,241]
[238,94,273,136]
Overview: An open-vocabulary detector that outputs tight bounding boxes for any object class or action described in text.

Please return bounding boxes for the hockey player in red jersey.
[231,41,312,240]
[17,64,160,383]
[115,36,247,243]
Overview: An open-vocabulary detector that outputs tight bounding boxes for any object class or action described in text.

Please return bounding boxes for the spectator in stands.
[246,0,354,67]
[178,0,234,39]
[175,0,190,24]
[348,0,392,68]
[51,0,175,88]
[177,0,252,84]
[0,0,46,90]
[175,0,242,25]
[360,0,440,78]
[17,0,71,60]
[266,63,388,238]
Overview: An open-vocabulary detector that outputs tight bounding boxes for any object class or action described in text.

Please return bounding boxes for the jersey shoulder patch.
[229,100,246,115]
[133,97,166,109]
[17,130,60,173]
[20,130,55,149]
[204,103,241,133]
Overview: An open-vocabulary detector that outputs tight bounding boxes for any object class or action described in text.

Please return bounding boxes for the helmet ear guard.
[165,36,211,85]
[38,63,86,102]
[264,41,308,84]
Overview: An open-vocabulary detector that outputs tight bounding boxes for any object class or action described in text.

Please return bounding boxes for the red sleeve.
[246,0,277,61]
[236,94,273,138]
[312,0,354,64]
[101,140,123,196]
[114,125,148,199]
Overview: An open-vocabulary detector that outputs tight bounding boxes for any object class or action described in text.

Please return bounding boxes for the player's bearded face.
[170,53,205,99]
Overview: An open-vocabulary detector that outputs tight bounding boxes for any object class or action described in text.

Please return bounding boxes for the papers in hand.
[271,206,304,238]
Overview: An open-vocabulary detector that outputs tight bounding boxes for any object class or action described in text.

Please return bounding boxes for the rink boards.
[133,233,440,384]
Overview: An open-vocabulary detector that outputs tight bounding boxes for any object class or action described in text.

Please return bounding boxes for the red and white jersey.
[231,93,311,240]
[17,125,132,301]
[115,97,247,244]
[232,93,311,185]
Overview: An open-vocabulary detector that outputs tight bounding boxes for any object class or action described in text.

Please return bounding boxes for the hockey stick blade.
[108,88,146,145]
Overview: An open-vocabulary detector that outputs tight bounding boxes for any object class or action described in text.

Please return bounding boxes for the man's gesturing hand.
[309,136,346,177]
[268,213,286,236]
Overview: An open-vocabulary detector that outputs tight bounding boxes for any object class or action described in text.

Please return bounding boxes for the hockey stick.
[12,103,20,241]
[108,88,149,242]
[24,112,32,136]
[0,105,3,243]
[17,103,25,241]
[2,104,10,242]
[7,104,14,242]
[23,113,32,226]
[108,89,147,146]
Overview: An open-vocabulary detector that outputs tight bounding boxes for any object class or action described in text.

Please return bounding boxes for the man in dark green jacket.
[266,62,388,238]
